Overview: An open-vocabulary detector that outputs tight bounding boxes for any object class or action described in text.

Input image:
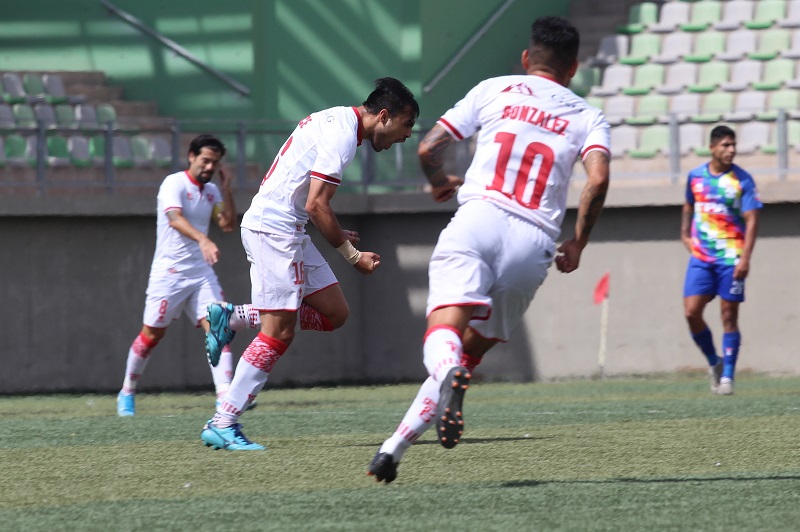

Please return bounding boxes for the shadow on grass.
[501,474,800,488]
[350,436,553,447]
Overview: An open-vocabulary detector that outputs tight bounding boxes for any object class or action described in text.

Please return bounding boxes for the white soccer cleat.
[717,377,734,396]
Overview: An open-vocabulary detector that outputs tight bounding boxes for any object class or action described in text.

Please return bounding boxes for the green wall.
[0,0,569,122]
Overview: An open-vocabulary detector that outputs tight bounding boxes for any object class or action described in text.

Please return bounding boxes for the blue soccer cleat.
[201,421,265,451]
[206,302,235,367]
[117,392,135,417]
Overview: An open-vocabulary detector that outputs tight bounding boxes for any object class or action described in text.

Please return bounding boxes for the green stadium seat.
[625,94,668,125]
[714,1,754,32]
[12,104,37,130]
[67,135,92,167]
[629,124,670,158]
[0,104,15,131]
[680,1,722,32]
[691,92,735,123]
[46,136,70,166]
[622,64,664,96]
[131,135,152,166]
[753,59,796,91]
[112,136,134,168]
[42,74,81,105]
[688,61,729,93]
[96,104,117,127]
[679,123,705,156]
[22,74,50,104]
[150,136,172,168]
[619,33,661,66]
[569,67,600,97]
[88,135,106,165]
[747,0,787,30]
[757,89,800,120]
[761,120,800,153]
[604,95,635,126]
[684,31,725,63]
[584,96,604,110]
[1,73,28,104]
[749,29,791,61]
[54,104,79,130]
[33,104,57,130]
[591,35,628,67]
[610,125,638,158]
[5,134,34,166]
[617,2,659,34]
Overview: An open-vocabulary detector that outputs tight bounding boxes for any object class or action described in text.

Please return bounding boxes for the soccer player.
[200,77,420,451]
[367,16,611,483]
[116,134,238,416]
[682,125,761,396]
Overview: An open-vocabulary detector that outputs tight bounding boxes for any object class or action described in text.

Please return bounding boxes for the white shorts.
[241,227,338,311]
[143,271,223,328]
[427,200,555,342]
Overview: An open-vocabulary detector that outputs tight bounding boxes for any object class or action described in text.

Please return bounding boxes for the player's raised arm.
[418,124,464,203]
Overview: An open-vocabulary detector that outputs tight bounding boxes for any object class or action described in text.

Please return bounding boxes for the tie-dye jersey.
[685,163,762,265]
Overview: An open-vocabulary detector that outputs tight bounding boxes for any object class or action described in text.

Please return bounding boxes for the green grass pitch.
[1,375,799,531]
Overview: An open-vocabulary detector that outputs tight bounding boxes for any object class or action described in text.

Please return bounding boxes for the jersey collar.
[184,170,204,191]
[352,106,364,146]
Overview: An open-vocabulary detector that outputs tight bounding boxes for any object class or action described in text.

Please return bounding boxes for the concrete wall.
[1,187,798,394]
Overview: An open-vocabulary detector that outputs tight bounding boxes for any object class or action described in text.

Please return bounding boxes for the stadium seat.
[42,74,84,105]
[679,123,705,155]
[688,61,729,93]
[618,2,659,34]
[603,94,636,126]
[1,73,28,104]
[75,104,100,130]
[629,124,670,158]
[781,30,800,59]
[652,33,693,65]
[668,93,702,123]
[46,136,71,166]
[67,135,92,167]
[150,136,172,168]
[749,29,791,61]
[610,125,638,158]
[713,0,753,32]
[54,104,79,130]
[779,0,800,28]
[721,60,762,92]
[626,94,668,125]
[650,1,691,33]
[680,1,722,32]
[96,104,117,127]
[88,135,106,166]
[691,92,735,123]
[111,136,134,168]
[761,119,800,153]
[757,89,800,120]
[623,64,664,96]
[569,67,600,97]
[620,33,661,66]
[736,121,770,154]
[747,0,787,30]
[584,96,604,110]
[717,30,758,61]
[591,35,628,67]
[0,104,15,131]
[684,31,725,63]
[753,59,795,90]
[131,135,152,166]
[4,134,31,166]
[12,104,37,130]
[33,104,57,130]
[723,91,767,122]
[658,62,698,95]
[590,64,633,96]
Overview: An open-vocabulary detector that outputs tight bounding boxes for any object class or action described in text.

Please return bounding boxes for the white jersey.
[150,171,223,278]
[438,74,610,240]
[241,106,362,235]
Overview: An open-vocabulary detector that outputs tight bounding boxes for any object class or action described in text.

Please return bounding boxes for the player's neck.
[708,160,732,175]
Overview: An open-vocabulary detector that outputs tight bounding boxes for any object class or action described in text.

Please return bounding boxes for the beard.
[197,172,213,184]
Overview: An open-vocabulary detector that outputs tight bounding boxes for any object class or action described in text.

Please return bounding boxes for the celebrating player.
[116,134,238,416]
[200,77,420,451]
[682,125,761,396]
[368,16,611,483]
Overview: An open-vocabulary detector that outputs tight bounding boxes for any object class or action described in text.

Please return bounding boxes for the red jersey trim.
[423,324,462,343]
[310,171,342,186]
[437,118,464,140]
[466,325,508,344]
[184,170,204,191]
[582,144,610,159]
[352,106,364,146]
[164,206,182,213]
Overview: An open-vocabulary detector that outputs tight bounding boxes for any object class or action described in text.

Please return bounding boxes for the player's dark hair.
[363,77,420,119]
[528,16,580,75]
[709,125,736,145]
[188,134,226,157]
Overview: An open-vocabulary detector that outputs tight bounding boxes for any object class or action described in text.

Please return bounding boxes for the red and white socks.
[423,325,464,382]
[121,332,158,395]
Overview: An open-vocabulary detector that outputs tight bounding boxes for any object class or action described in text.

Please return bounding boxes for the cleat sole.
[436,366,471,450]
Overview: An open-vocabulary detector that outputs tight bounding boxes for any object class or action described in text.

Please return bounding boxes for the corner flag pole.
[593,273,611,379]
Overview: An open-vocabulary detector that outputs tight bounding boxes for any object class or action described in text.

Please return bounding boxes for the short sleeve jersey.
[150,171,222,277]
[437,74,610,240]
[241,106,363,235]
[685,163,762,265]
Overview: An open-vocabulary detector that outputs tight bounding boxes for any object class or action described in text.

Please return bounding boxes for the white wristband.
[336,240,362,266]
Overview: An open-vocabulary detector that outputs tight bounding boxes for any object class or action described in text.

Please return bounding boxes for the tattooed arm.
[555,150,610,273]
[418,124,464,203]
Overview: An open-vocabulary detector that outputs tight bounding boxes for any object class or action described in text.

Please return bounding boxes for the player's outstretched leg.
[206,302,236,367]
[367,451,398,484]
[436,366,470,449]
[200,421,265,451]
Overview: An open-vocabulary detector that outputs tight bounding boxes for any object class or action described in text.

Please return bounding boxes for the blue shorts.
[683,256,745,302]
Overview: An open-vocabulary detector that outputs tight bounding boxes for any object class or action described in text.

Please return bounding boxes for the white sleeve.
[157,175,183,212]
[310,123,357,186]
[436,81,486,141]
[581,110,611,160]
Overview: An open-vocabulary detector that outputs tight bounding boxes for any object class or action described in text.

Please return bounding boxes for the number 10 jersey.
[437,74,611,241]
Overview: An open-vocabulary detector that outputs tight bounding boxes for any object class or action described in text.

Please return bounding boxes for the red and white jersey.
[150,171,222,277]
[241,106,363,235]
[438,74,610,240]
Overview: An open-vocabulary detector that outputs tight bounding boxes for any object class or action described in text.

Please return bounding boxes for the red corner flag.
[593,273,610,305]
